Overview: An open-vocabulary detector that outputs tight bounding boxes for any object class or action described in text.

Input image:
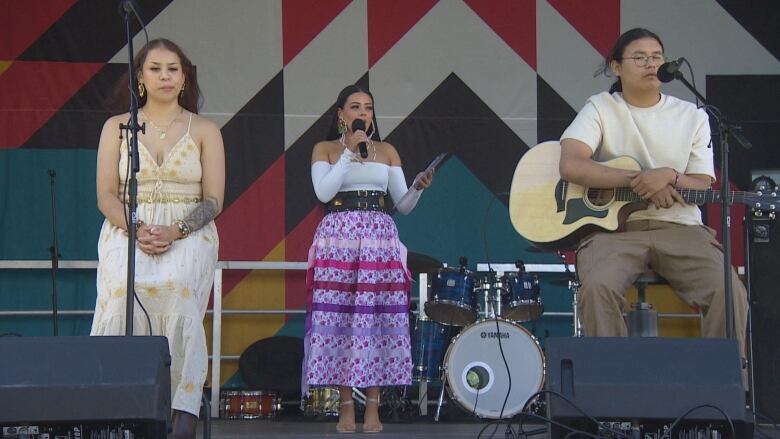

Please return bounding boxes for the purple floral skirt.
[302,210,412,393]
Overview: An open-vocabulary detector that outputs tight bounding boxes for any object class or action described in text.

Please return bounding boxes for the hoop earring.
[365,123,375,140]
[138,82,145,98]
[337,116,347,135]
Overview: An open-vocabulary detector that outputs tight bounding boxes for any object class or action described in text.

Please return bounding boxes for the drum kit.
[413,258,547,420]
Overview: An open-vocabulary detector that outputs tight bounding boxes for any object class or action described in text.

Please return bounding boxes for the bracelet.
[673,171,681,188]
[174,220,191,240]
[134,220,145,232]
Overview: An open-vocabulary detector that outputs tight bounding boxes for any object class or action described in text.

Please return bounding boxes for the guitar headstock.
[750,176,779,219]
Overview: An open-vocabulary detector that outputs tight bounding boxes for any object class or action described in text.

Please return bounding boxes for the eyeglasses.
[621,55,667,67]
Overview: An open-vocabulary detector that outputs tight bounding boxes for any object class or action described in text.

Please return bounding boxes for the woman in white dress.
[91,38,224,439]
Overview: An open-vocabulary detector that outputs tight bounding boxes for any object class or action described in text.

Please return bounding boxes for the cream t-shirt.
[561,91,714,225]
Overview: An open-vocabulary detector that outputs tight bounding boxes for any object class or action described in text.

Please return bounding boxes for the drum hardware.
[301,387,340,418]
[554,252,583,337]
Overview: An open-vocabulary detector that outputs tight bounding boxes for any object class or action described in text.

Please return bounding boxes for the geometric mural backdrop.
[1,0,779,385]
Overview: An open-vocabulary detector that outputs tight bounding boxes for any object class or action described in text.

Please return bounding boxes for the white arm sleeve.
[389,166,422,215]
[311,148,356,202]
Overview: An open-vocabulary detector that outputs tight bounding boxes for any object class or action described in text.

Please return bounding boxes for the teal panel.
[0,149,102,335]
[394,157,560,268]
[394,157,575,342]
[0,149,102,260]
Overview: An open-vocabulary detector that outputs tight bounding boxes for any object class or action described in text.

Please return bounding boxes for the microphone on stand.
[657,57,686,83]
[351,119,369,159]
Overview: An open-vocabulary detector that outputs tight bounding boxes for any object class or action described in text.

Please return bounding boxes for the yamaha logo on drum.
[480,331,509,339]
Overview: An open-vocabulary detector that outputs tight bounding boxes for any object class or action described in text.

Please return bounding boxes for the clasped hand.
[630,168,685,209]
[136,224,177,255]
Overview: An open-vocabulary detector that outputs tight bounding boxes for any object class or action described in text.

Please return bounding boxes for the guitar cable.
[478,191,515,436]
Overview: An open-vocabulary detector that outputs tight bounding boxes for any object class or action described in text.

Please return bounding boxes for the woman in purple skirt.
[302,85,434,433]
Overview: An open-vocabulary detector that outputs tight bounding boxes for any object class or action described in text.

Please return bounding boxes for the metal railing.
[1,260,721,417]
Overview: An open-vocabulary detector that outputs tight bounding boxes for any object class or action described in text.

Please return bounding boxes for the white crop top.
[311,147,423,214]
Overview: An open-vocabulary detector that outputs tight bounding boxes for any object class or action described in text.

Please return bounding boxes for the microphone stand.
[666,68,752,341]
[48,170,60,336]
[118,0,144,336]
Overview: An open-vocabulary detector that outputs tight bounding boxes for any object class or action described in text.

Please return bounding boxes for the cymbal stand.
[570,279,583,337]
[560,251,583,337]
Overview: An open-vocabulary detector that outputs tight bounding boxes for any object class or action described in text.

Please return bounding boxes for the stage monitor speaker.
[749,214,780,421]
[545,337,752,438]
[0,336,171,436]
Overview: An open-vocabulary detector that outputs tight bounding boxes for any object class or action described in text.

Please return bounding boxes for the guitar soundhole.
[587,189,615,207]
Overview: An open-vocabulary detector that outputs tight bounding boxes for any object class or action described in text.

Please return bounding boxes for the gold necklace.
[141,109,182,139]
[340,134,377,163]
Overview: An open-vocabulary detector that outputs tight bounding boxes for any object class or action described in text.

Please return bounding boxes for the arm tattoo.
[183,197,219,232]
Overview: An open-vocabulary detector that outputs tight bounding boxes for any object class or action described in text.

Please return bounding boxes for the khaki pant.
[576,220,748,358]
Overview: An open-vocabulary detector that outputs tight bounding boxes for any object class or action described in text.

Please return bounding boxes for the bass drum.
[442,319,544,419]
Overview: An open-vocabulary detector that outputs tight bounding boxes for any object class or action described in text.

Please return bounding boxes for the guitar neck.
[615,188,751,206]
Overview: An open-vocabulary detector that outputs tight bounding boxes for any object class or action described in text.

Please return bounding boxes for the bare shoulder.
[103,113,129,131]
[190,112,221,136]
[378,141,401,165]
[313,140,341,158]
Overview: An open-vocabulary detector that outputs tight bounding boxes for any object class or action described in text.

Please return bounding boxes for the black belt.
[327,190,388,213]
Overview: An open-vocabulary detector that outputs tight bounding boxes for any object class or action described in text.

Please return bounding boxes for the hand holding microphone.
[350,119,369,159]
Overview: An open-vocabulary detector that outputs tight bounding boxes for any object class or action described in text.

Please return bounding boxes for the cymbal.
[407,251,443,274]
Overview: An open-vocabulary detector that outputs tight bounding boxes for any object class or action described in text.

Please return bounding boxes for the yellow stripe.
[0,61,11,77]
[204,240,288,385]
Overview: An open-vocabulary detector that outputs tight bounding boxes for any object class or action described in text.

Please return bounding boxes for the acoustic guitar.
[509,141,778,250]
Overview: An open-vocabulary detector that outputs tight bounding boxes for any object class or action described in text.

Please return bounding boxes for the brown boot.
[169,410,197,439]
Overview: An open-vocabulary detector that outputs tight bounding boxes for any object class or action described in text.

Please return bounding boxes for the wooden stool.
[626,271,668,337]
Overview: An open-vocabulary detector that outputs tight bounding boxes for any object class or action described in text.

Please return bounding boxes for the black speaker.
[749,215,780,421]
[0,336,171,436]
[545,337,752,438]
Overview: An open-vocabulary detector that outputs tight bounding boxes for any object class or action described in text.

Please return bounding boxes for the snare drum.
[411,318,458,382]
[241,390,281,419]
[442,319,544,419]
[219,390,243,419]
[425,267,477,326]
[220,390,281,419]
[500,273,543,322]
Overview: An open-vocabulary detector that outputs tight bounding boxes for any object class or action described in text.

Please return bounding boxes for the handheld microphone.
[657,57,686,83]
[351,119,369,159]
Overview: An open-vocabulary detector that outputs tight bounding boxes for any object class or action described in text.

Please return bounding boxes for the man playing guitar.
[558,28,748,360]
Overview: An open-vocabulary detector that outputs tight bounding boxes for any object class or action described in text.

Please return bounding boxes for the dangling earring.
[337,116,347,135]
[138,82,145,98]
[179,82,185,98]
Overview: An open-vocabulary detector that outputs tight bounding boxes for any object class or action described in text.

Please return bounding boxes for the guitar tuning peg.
[770,212,776,220]
[755,210,763,217]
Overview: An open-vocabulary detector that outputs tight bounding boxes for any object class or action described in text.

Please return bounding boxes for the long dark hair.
[597,28,664,94]
[105,38,202,114]
[325,85,382,141]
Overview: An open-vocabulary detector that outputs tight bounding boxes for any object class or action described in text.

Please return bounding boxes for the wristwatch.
[174,220,191,239]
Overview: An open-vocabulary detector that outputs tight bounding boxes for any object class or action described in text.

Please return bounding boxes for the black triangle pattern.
[22,63,126,149]
[284,74,371,234]
[537,74,577,143]
[715,1,780,62]
[221,71,285,209]
[385,73,529,201]
[19,0,173,62]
